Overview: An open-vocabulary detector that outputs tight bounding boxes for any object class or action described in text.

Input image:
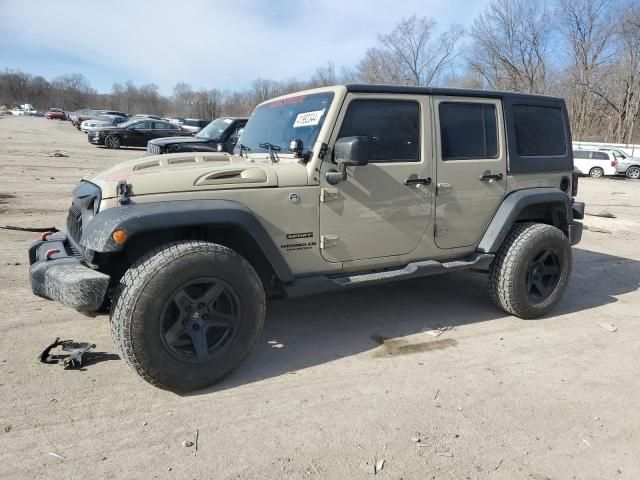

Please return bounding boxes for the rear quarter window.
[513,105,566,156]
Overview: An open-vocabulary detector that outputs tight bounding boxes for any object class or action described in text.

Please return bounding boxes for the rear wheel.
[110,241,265,392]
[105,135,121,149]
[488,223,571,319]
[626,166,640,179]
[589,167,604,178]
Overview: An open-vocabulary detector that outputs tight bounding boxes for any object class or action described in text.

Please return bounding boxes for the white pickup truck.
[11,104,39,116]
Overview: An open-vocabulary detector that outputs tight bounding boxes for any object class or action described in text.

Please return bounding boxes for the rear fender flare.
[477,188,571,253]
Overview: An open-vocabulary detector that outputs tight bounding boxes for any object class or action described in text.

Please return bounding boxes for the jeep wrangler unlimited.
[29,84,584,392]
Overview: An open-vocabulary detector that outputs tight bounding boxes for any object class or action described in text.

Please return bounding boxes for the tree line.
[1,0,638,144]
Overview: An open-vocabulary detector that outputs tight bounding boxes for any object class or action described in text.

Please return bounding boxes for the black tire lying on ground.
[110,241,265,392]
[488,222,572,319]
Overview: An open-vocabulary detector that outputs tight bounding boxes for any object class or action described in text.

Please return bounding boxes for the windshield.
[196,118,231,140]
[236,92,334,156]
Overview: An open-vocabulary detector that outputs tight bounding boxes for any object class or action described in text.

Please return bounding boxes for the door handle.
[480,173,503,181]
[404,176,432,186]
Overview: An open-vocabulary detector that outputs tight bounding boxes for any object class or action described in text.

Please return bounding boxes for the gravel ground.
[1,115,639,479]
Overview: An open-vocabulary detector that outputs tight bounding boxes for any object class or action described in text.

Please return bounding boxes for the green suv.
[29,85,584,392]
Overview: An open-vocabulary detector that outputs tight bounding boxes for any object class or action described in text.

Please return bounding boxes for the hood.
[149,136,209,147]
[89,152,307,199]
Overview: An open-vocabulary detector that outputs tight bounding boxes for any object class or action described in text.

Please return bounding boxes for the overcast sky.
[0,0,487,94]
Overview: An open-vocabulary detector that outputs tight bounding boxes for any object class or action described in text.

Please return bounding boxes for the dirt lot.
[1,115,639,479]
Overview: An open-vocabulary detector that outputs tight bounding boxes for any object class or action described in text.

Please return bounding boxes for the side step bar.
[283,253,495,299]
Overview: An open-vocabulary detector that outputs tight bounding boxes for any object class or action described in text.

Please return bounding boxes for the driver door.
[319,94,433,263]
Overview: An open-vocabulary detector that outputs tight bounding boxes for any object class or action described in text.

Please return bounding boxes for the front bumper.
[87,133,102,144]
[29,232,110,312]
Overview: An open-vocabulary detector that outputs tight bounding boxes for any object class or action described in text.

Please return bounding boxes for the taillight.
[611,158,617,167]
[572,173,579,197]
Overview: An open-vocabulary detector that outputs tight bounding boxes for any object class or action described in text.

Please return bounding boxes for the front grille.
[147,143,162,155]
[67,203,83,243]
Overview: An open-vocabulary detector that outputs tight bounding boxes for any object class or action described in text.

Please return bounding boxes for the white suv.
[573,149,617,178]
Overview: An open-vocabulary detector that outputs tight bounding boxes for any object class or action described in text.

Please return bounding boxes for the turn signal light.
[40,231,54,241]
[112,229,127,244]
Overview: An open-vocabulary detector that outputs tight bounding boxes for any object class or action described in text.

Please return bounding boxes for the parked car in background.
[599,148,640,179]
[130,114,161,120]
[11,103,39,116]
[45,108,66,120]
[146,117,248,155]
[170,117,185,125]
[88,118,190,148]
[573,149,617,178]
[180,118,210,134]
[73,109,103,129]
[68,109,92,123]
[81,114,127,133]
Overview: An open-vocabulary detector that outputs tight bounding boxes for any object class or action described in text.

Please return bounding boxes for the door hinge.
[320,235,339,249]
[320,187,340,203]
[436,183,452,195]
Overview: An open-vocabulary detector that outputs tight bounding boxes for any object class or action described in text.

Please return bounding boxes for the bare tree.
[468,0,551,93]
[557,0,616,139]
[356,16,463,86]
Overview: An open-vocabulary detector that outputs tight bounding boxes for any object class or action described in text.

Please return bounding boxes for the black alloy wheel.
[160,277,241,363]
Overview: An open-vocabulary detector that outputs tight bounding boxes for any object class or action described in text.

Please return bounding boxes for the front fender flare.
[80,199,293,282]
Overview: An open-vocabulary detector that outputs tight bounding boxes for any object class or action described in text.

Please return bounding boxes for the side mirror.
[334,136,370,166]
[326,136,370,185]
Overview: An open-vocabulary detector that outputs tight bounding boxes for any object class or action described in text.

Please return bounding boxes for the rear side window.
[592,151,609,160]
[338,100,420,162]
[513,105,566,156]
[439,103,498,160]
[573,150,590,159]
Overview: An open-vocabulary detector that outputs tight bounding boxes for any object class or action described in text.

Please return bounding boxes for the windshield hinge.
[318,143,329,160]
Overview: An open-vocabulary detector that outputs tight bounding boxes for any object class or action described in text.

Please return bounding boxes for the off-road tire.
[589,167,604,178]
[488,223,571,319]
[626,166,640,180]
[110,241,265,392]
[105,135,121,149]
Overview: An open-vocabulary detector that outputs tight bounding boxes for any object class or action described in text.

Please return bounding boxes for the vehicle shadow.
[185,247,640,396]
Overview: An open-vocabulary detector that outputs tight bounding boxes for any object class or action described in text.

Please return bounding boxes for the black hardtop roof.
[345,84,563,102]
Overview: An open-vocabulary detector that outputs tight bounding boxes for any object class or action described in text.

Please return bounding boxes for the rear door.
[152,121,179,139]
[433,97,507,249]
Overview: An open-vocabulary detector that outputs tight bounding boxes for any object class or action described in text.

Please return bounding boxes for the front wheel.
[589,167,604,178]
[110,241,265,392]
[104,135,121,149]
[626,166,640,180]
[488,223,571,319]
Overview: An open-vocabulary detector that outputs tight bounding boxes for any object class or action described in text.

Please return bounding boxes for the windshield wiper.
[258,142,281,163]
[237,143,251,158]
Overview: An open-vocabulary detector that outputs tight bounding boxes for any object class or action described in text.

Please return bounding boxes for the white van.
[573,149,617,178]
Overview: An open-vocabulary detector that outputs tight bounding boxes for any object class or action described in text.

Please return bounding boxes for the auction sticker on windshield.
[293,109,325,128]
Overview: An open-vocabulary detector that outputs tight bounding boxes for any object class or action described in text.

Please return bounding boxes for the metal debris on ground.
[425,325,453,337]
[38,337,96,368]
[47,150,69,157]
[598,322,617,332]
[586,210,616,218]
[195,429,199,451]
[375,459,385,473]
[48,452,65,460]
[584,225,612,234]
